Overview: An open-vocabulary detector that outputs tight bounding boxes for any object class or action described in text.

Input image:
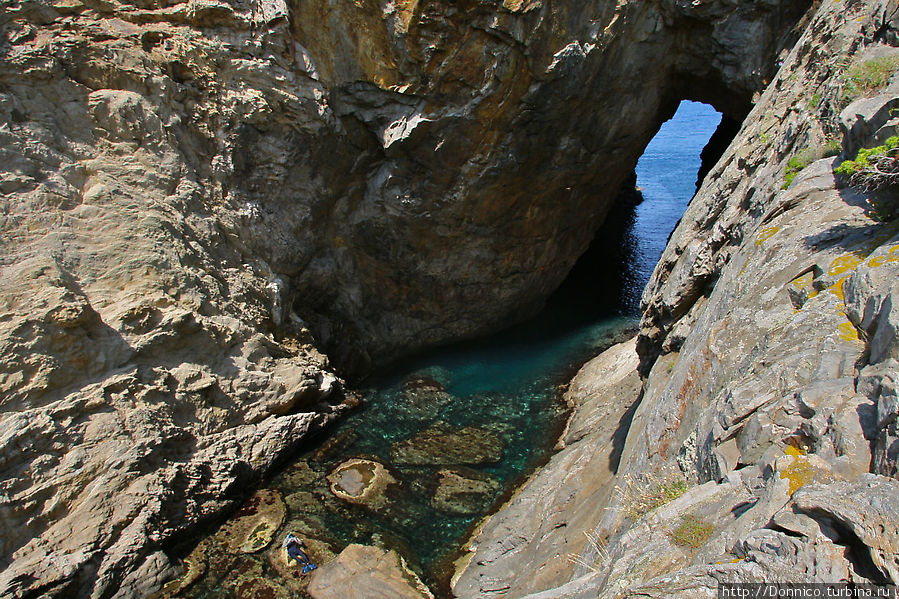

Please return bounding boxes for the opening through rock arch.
[544,100,731,329]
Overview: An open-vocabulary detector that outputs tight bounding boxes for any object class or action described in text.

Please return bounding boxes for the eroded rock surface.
[0,0,824,596]
[327,458,398,511]
[307,544,434,599]
[454,1,899,598]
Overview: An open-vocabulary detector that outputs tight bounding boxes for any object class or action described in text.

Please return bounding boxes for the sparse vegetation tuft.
[841,56,899,106]
[834,136,899,220]
[783,141,843,189]
[783,149,818,188]
[669,515,714,549]
[618,471,688,520]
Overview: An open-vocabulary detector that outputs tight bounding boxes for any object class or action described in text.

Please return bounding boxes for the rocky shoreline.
[452,1,899,597]
[2,0,899,596]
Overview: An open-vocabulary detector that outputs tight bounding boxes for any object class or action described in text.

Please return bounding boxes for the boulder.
[307,544,434,599]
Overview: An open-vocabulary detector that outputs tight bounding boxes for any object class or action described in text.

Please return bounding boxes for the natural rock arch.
[228,0,813,374]
[0,0,813,596]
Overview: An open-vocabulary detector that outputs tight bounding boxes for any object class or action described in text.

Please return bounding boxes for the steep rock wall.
[454,1,899,597]
[0,0,810,596]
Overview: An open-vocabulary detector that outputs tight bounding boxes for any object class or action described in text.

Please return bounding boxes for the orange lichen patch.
[826,276,850,302]
[827,253,863,276]
[791,271,815,290]
[785,445,806,457]
[838,320,862,343]
[780,453,815,495]
[865,244,899,268]
[755,226,780,246]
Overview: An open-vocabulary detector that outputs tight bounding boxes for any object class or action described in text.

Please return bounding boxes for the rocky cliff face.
[0,0,826,596]
[1,0,810,374]
[454,1,899,597]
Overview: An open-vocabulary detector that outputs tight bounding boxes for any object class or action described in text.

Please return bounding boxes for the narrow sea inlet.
[179,101,722,598]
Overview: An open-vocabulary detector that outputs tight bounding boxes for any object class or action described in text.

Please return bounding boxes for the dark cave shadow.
[609,387,644,474]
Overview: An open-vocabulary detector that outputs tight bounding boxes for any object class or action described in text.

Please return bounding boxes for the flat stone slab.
[307,544,434,599]
[389,425,503,466]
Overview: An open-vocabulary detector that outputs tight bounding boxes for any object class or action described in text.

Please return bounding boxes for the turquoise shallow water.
[184,101,722,597]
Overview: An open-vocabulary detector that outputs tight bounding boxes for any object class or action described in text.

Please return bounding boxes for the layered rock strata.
[1,0,809,373]
[454,1,899,597]
[0,0,827,595]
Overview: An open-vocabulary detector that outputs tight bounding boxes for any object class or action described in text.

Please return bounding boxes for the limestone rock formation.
[454,1,899,598]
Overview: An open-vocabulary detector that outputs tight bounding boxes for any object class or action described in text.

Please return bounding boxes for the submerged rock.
[327,458,398,511]
[307,544,434,599]
[431,468,501,516]
[390,425,504,466]
[216,489,287,554]
[223,558,289,599]
[396,376,454,421]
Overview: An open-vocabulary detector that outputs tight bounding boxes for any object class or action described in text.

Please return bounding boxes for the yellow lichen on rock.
[755,226,780,246]
[866,244,899,268]
[828,253,863,276]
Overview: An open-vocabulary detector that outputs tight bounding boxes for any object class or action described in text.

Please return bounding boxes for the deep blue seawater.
[633,101,723,293]
[186,101,722,597]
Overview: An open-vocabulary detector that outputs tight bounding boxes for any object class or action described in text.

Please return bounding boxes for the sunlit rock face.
[0,0,810,596]
[274,0,811,374]
[3,0,806,374]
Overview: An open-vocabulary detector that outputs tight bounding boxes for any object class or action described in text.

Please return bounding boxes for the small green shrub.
[783,141,843,189]
[808,92,822,109]
[841,56,899,106]
[834,136,899,219]
[783,149,817,188]
[670,515,714,549]
[824,138,842,156]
